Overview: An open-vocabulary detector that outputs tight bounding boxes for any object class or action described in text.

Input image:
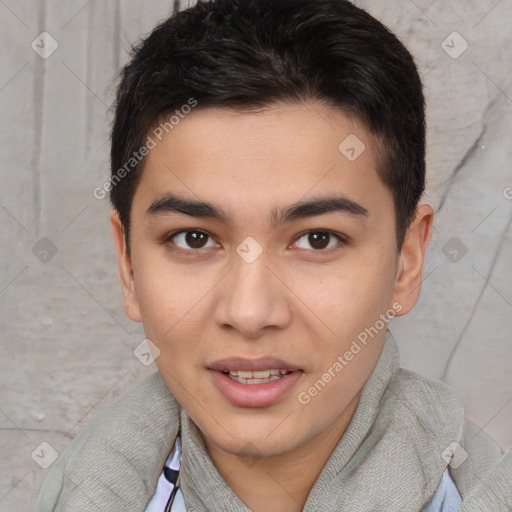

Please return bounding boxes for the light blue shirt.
[421,469,462,512]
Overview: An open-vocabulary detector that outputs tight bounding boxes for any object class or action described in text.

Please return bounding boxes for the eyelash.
[162,229,347,256]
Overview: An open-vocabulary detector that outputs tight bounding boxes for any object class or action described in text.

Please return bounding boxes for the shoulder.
[456,445,512,511]
[453,419,510,508]
[391,368,509,505]
[36,371,181,512]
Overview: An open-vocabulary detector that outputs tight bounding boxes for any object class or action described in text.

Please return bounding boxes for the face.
[111,101,432,459]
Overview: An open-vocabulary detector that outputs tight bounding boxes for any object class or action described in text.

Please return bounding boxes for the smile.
[223,369,292,384]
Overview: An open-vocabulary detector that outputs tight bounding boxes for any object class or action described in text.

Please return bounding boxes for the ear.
[110,210,142,323]
[393,204,434,316]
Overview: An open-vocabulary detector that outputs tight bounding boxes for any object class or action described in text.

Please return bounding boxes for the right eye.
[164,229,221,254]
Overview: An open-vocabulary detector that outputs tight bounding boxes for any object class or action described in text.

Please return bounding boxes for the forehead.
[147,101,375,163]
[134,101,391,228]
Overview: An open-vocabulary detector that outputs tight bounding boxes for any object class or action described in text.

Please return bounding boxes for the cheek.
[133,250,212,329]
[131,265,197,371]
[304,252,396,340]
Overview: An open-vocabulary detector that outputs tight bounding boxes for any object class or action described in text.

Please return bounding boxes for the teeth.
[252,370,270,378]
[224,369,292,381]
[229,375,282,385]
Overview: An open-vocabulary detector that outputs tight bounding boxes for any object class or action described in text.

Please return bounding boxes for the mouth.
[208,357,304,408]
[221,368,294,385]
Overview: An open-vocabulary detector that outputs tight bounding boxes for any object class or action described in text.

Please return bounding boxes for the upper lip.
[209,357,301,372]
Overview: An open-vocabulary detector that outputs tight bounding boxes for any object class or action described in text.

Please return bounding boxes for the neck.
[203,390,361,512]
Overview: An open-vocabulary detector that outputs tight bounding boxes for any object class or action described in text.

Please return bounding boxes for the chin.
[201,420,303,459]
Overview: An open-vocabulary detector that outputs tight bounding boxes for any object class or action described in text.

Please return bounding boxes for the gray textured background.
[0,0,511,510]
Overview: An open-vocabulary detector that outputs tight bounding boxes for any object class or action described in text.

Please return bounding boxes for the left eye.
[293,231,344,251]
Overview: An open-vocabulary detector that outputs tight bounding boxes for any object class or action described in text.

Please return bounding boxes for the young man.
[37,0,511,510]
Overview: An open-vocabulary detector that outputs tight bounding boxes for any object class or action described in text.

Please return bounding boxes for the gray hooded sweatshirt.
[36,331,512,511]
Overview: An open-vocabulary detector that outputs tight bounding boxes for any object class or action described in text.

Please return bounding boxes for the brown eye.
[167,230,218,252]
[308,232,330,250]
[294,230,344,252]
[184,231,208,248]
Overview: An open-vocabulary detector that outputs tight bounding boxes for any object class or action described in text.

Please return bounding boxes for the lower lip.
[210,370,303,408]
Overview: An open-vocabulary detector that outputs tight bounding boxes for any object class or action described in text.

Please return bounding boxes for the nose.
[213,246,292,339]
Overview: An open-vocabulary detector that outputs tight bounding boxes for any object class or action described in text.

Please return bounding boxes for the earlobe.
[393,204,434,316]
[110,210,142,323]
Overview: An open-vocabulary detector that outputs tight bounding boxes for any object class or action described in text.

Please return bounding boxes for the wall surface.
[0,0,510,509]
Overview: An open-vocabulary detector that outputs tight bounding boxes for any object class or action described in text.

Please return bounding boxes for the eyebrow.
[146,192,369,226]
